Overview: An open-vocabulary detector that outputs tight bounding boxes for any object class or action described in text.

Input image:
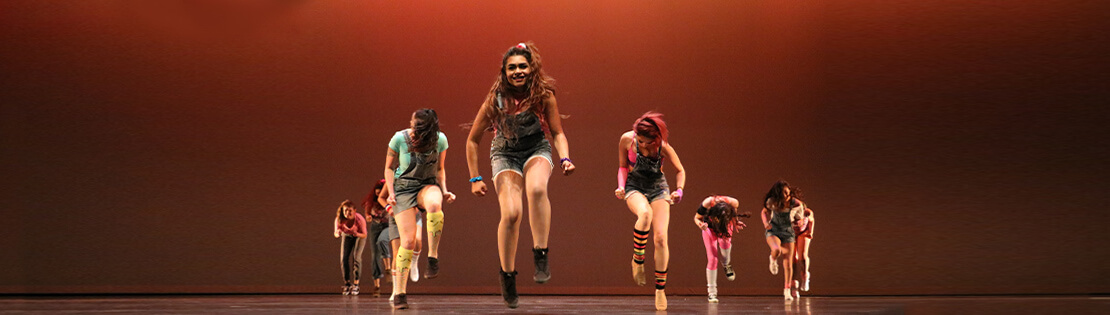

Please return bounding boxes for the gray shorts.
[386,210,424,241]
[491,136,553,179]
[765,229,796,244]
[624,176,669,203]
[393,178,436,214]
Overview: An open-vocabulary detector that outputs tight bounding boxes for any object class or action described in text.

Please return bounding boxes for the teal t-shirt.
[389,129,448,178]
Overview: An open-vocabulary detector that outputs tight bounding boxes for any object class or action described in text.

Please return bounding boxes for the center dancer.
[615,111,686,311]
[465,42,575,309]
[383,108,455,310]
[762,180,806,302]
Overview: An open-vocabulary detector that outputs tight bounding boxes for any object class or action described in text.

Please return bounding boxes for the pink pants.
[702,228,732,270]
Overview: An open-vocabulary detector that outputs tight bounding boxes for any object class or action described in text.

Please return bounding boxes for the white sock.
[410,251,421,282]
[706,269,718,295]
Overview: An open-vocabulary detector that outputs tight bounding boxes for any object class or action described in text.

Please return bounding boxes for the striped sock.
[655,270,668,290]
[632,229,649,264]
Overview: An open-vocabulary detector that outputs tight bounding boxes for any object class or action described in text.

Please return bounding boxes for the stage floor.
[2,294,1107,314]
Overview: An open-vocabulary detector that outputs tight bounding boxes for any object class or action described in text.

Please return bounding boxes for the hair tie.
[516,43,527,49]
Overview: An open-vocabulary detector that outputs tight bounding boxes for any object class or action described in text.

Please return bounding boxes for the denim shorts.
[624,176,670,203]
[765,228,796,244]
[393,178,436,214]
[490,135,553,179]
[386,208,424,240]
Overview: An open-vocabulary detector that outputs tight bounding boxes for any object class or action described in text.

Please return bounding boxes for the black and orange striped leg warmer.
[633,229,649,264]
[654,270,668,290]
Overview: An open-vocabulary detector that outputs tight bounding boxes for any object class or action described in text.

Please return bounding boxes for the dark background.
[2,0,1107,295]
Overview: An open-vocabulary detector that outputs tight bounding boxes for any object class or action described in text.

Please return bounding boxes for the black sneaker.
[425,257,439,279]
[393,294,409,310]
[499,269,519,309]
[533,248,550,283]
[342,285,350,295]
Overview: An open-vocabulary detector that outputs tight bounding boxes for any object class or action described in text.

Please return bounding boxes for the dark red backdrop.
[2,0,1107,295]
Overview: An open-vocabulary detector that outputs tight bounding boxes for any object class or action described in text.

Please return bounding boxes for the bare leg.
[494,172,525,272]
[522,158,552,248]
[796,236,812,291]
[649,199,671,271]
[650,198,671,311]
[765,235,782,275]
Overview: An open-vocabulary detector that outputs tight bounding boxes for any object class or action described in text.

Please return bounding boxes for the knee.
[425,203,442,213]
[501,212,522,226]
[706,257,717,269]
[400,239,416,250]
[653,233,668,248]
[527,186,548,201]
[638,210,654,221]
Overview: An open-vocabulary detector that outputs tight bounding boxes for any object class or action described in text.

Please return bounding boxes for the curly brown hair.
[479,42,557,138]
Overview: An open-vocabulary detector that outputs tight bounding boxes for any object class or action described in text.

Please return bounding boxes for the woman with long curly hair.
[465,42,575,309]
[615,111,686,310]
[334,200,367,295]
[761,180,806,302]
[383,108,456,310]
[693,195,750,303]
[360,179,390,297]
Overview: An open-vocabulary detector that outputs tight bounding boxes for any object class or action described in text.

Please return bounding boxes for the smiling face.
[504,55,531,88]
[342,206,354,219]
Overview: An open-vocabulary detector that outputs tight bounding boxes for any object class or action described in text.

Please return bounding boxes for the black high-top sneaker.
[499,269,519,308]
[532,248,550,283]
[425,257,439,279]
[393,294,409,310]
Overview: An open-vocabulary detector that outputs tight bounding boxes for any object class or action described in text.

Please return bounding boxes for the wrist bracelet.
[468,176,483,183]
[560,157,572,163]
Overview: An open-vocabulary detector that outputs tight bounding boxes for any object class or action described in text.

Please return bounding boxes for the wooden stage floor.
[2,294,1107,314]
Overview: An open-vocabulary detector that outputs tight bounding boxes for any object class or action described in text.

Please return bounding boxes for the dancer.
[361,180,390,297]
[465,42,574,308]
[693,195,750,303]
[334,200,367,295]
[377,188,427,286]
[615,111,686,310]
[761,180,806,302]
[383,108,455,310]
[793,206,815,292]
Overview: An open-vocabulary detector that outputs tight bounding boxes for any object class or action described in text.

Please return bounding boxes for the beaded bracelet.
[560,157,572,164]
[469,176,483,183]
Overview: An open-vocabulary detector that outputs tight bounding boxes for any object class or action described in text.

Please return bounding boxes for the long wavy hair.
[362,179,387,218]
[478,42,557,138]
[336,199,355,222]
[409,108,440,153]
[764,180,802,211]
[705,196,751,238]
[633,111,669,145]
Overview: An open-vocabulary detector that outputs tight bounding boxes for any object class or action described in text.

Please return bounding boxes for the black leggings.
[340,235,366,285]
